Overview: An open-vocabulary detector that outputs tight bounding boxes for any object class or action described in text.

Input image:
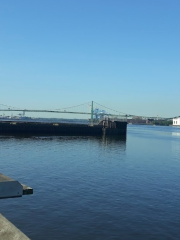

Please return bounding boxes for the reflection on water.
[171,141,180,160]
[102,135,126,144]
[171,132,180,160]
[172,132,180,136]
[0,134,127,148]
[100,135,126,152]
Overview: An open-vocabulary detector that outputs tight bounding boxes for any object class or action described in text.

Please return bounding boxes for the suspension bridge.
[0,101,172,121]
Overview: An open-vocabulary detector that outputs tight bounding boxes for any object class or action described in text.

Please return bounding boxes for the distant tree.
[151,120,172,126]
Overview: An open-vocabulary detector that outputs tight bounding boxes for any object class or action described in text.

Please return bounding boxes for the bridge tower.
[90,101,94,126]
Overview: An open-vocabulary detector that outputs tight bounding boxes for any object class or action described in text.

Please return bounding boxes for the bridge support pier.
[90,101,94,126]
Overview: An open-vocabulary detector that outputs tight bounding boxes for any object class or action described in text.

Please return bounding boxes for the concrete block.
[0,173,33,199]
[0,213,30,240]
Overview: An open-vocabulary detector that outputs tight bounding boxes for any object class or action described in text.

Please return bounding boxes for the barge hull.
[0,121,127,136]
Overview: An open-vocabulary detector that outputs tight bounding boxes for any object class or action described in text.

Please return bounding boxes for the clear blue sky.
[0,0,179,118]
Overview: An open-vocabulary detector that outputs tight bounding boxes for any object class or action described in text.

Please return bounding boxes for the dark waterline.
[0,125,180,240]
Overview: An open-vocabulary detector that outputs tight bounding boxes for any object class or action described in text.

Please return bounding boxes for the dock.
[0,173,33,239]
[0,213,30,240]
[0,173,33,199]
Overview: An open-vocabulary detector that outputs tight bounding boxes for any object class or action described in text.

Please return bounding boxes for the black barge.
[0,120,127,136]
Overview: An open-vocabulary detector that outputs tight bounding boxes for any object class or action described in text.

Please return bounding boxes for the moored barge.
[0,119,127,136]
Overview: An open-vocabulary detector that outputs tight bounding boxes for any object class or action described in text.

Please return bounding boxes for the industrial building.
[173,117,180,126]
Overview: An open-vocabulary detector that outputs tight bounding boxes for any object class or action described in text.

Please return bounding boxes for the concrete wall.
[0,213,30,240]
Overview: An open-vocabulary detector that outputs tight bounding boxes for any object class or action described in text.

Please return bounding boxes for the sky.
[0,0,180,118]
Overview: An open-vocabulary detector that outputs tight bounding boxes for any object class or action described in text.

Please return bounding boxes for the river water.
[0,125,180,240]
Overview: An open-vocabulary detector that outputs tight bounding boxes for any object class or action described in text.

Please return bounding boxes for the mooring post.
[91,101,94,126]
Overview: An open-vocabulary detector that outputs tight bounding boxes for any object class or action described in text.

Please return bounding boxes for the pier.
[0,173,33,239]
[0,213,30,240]
[0,173,33,199]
